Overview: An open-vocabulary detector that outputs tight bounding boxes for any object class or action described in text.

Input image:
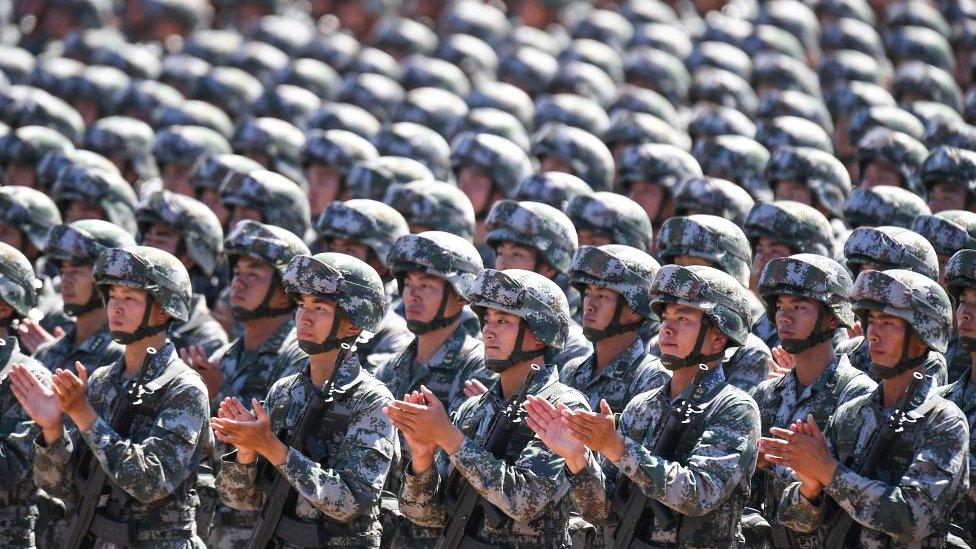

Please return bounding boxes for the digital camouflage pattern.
[0,186,62,252]
[834,335,950,386]
[673,176,756,226]
[615,142,702,192]
[468,268,571,350]
[44,219,135,266]
[314,199,408,269]
[569,244,660,320]
[650,264,754,347]
[920,146,976,201]
[344,156,434,202]
[744,201,834,257]
[0,338,51,548]
[565,193,654,253]
[946,249,976,301]
[216,352,396,549]
[152,124,232,167]
[50,166,138,233]
[844,226,940,281]
[485,200,579,274]
[188,154,263,194]
[93,245,193,323]
[388,231,483,300]
[137,190,224,278]
[223,220,309,279]
[531,123,614,191]
[855,127,929,196]
[450,131,532,196]
[219,170,311,239]
[84,116,157,181]
[568,364,760,547]
[604,110,691,153]
[230,117,305,180]
[778,375,969,548]
[938,367,976,547]
[0,242,40,318]
[373,122,451,181]
[656,214,753,288]
[282,253,386,333]
[751,354,876,548]
[167,294,228,358]
[911,210,976,261]
[560,336,669,412]
[758,254,857,327]
[398,362,590,545]
[842,185,931,229]
[0,126,73,169]
[34,342,213,547]
[512,171,594,211]
[851,269,953,353]
[765,146,851,218]
[382,180,475,241]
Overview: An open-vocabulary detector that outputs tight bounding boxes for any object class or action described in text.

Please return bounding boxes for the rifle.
[247,343,351,549]
[436,363,542,549]
[65,347,157,549]
[822,371,927,549]
[610,364,710,549]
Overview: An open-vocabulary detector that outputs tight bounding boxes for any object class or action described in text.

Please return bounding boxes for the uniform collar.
[299,351,365,395]
[577,337,647,384]
[109,341,177,383]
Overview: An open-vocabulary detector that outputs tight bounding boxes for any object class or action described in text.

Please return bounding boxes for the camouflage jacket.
[0,338,50,548]
[169,294,229,358]
[568,365,761,548]
[778,375,970,548]
[548,321,592,371]
[945,336,970,384]
[399,363,590,547]
[752,313,780,350]
[650,332,771,395]
[559,336,670,412]
[751,354,877,548]
[33,324,123,376]
[34,342,213,544]
[835,336,949,386]
[938,367,976,545]
[216,353,396,548]
[356,306,413,374]
[210,318,304,410]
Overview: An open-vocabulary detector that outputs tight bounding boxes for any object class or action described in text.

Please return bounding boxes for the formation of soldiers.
[0,0,974,547]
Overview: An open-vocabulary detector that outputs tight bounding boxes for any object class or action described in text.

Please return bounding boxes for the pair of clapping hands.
[8,362,95,443]
[758,414,838,501]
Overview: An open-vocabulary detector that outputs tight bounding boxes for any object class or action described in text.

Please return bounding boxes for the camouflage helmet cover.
[744,200,834,257]
[388,231,484,299]
[45,218,135,266]
[843,226,940,281]
[467,268,570,349]
[450,131,532,195]
[850,268,952,353]
[51,166,138,233]
[0,186,62,250]
[673,176,756,226]
[911,210,976,259]
[513,171,594,210]
[565,192,653,252]
[570,244,661,319]
[758,253,856,327]
[136,190,223,276]
[219,169,311,238]
[314,199,408,267]
[485,200,579,273]
[944,249,976,302]
[650,264,753,346]
[282,252,386,332]
[93,245,192,322]
[223,219,310,278]
[345,156,434,201]
[656,214,752,287]
[843,185,931,229]
[0,241,39,317]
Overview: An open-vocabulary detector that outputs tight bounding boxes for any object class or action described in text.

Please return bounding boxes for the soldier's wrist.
[41,425,63,446]
[564,450,589,475]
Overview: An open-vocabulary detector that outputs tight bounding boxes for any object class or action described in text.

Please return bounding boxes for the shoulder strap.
[809,366,861,429]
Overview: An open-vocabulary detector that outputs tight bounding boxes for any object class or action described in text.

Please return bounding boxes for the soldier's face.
[197,189,228,226]
[59,260,96,307]
[324,237,371,263]
[539,155,574,175]
[627,181,670,223]
[658,303,727,358]
[295,295,344,342]
[230,256,281,311]
[306,164,343,216]
[142,223,183,256]
[859,162,903,189]
[582,285,640,332]
[494,241,538,271]
[226,205,264,228]
[4,164,37,188]
[577,229,614,248]
[457,166,495,215]
[956,288,976,341]
[162,162,196,196]
[402,272,463,324]
[107,285,168,332]
[64,201,107,224]
[482,308,545,360]
[751,238,792,291]
[927,181,968,213]
[774,295,836,341]
[0,225,23,249]
[774,180,813,205]
[865,310,926,366]
[518,0,557,28]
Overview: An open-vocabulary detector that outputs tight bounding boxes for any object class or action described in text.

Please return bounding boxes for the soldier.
[765,269,970,548]
[920,146,976,213]
[531,123,615,192]
[838,226,949,384]
[0,126,74,190]
[13,245,214,547]
[0,242,52,548]
[485,200,591,366]
[301,129,379,219]
[751,254,877,547]
[314,199,412,372]
[382,180,476,241]
[387,268,590,545]
[615,143,702,242]
[230,117,306,189]
[213,252,396,549]
[50,165,138,234]
[673,176,756,227]
[182,220,308,548]
[842,185,931,230]
[656,214,773,394]
[765,146,852,240]
[525,264,761,547]
[137,190,228,356]
[83,116,158,189]
[941,249,976,547]
[344,156,434,202]
[513,171,594,211]
[379,231,492,546]
[565,192,654,253]
[219,169,311,241]
[188,154,263,230]
[152,125,232,197]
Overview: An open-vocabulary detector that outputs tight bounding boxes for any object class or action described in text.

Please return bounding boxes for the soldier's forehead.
[661,302,703,316]
[107,284,148,295]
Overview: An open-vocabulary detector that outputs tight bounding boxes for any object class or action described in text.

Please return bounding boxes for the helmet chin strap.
[64,285,104,316]
[485,320,547,374]
[870,325,927,380]
[583,294,645,342]
[780,305,835,354]
[231,272,294,322]
[659,317,726,371]
[298,309,357,356]
[111,297,168,344]
[407,284,461,334]
[959,336,976,352]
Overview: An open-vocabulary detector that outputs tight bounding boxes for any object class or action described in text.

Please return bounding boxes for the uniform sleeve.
[446,392,590,523]
[33,425,77,501]
[777,480,828,533]
[399,455,449,528]
[79,379,210,504]
[216,452,263,511]
[610,397,761,517]
[566,450,614,525]
[821,406,970,542]
[275,390,397,523]
[0,368,50,491]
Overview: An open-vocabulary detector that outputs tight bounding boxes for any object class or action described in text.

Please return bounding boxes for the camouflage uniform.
[207,220,309,549]
[567,265,761,547]
[778,272,969,548]
[398,269,591,546]
[217,252,396,549]
[751,255,878,548]
[34,247,213,548]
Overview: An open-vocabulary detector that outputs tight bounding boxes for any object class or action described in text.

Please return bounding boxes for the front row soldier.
[387,269,590,546]
[938,250,976,547]
[763,269,970,547]
[12,246,214,547]
[213,252,397,549]
[0,242,52,548]
[526,264,762,548]
[751,254,877,548]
